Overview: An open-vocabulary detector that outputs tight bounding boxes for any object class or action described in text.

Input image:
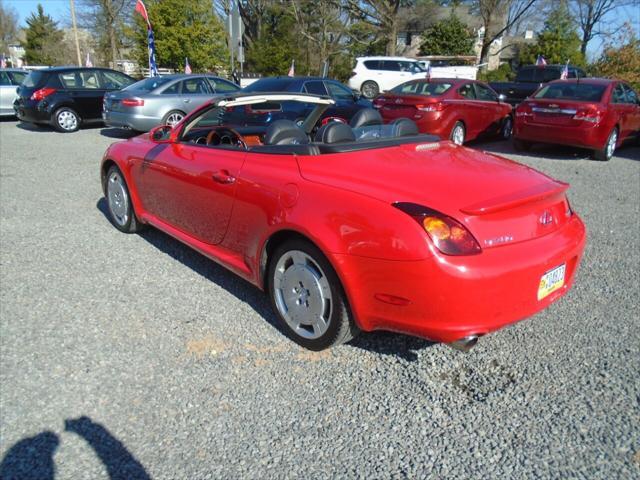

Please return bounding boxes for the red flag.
[287,60,295,77]
[135,0,151,27]
[185,58,192,74]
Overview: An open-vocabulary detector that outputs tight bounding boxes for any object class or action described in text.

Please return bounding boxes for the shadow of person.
[64,416,150,480]
[0,431,59,480]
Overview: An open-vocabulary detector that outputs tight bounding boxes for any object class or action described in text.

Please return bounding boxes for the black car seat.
[264,119,309,145]
[314,122,356,144]
[349,108,383,128]
[389,118,419,137]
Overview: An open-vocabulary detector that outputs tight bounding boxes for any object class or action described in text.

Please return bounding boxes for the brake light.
[30,88,56,101]
[372,98,384,109]
[415,102,445,112]
[121,98,144,107]
[515,103,532,117]
[573,107,600,123]
[393,202,481,255]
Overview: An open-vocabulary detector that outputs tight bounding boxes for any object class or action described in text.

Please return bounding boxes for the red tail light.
[393,202,481,255]
[573,106,600,123]
[515,102,532,117]
[372,97,385,109]
[30,88,56,101]
[415,102,445,112]
[121,98,144,107]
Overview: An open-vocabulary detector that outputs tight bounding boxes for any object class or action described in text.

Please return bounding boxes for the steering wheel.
[205,126,247,149]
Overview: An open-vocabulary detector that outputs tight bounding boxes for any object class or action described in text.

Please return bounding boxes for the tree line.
[0,0,637,88]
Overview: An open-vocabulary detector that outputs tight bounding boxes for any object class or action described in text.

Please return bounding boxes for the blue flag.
[147,27,159,77]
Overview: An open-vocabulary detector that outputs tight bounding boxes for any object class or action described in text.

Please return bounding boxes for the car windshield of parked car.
[23,71,44,88]
[243,79,293,92]
[534,83,607,102]
[391,81,452,95]
[125,76,174,92]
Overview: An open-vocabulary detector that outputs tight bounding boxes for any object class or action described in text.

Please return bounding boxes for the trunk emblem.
[539,211,554,225]
[395,98,403,104]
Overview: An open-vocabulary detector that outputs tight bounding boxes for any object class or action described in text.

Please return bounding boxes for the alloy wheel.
[107,170,129,227]
[452,124,465,145]
[165,112,184,126]
[606,130,617,159]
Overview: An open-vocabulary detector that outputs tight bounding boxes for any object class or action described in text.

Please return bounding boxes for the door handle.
[212,170,235,184]
[183,98,191,103]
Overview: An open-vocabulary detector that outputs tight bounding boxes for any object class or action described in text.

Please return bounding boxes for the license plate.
[537,264,566,300]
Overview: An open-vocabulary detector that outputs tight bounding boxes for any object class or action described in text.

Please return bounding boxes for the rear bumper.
[514,120,609,150]
[102,110,161,132]
[14,100,51,124]
[334,214,586,343]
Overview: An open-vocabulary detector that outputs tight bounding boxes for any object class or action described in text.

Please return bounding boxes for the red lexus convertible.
[101,93,586,351]
[373,78,513,145]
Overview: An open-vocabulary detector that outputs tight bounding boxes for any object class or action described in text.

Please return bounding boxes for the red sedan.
[101,93,586,351]
[513,78,640,160]
[373,78,513,145]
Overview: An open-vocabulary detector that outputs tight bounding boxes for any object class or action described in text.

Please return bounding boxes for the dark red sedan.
[373,78,513,144]
[513,78,640,160]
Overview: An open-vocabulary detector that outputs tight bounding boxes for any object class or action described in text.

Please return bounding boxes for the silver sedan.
[0,69,28,116]
[102,74,239,131]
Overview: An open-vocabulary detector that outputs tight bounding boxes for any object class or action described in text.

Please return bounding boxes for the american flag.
[185,58,191,74]
[85,52,93,68]
[0,54,6,69]
[536,55,547,67]
[560,60,569,80]
[287,60,295,77]
[425,62,432,81]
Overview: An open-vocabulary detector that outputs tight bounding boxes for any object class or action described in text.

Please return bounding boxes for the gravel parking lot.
[1,119,638,479]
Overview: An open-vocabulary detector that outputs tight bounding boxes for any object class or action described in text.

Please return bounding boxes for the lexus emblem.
[539,211,554,225]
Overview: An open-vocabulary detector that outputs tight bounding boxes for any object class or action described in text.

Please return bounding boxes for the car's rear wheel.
[267,239,359,350]
[162,110,185,127]
[501,116,513,140]
[104,165,143,233]
[513,138,531,152]
[361,81,379,99]
[450,121,465,145]
[593,127,617,161]
[52,107,80,133]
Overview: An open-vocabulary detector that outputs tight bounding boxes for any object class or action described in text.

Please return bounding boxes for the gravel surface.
[1,119,639,479]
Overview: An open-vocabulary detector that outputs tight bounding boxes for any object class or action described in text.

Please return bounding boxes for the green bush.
[477,63,515,82]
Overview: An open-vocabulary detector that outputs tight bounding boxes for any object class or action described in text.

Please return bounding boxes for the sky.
[4,0,640,62]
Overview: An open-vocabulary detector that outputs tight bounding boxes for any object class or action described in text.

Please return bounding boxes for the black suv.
[14,67,135,132]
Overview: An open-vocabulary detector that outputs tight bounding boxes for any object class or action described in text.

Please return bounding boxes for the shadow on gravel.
[15,121,52,133]
[100,127,140,139]
[348,331,435,361]
[0,416,149,480]
[614,145,640,161]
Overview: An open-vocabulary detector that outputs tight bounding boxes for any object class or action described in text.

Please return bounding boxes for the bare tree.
[571,0,632,56]
[0,1,19,53]
[474,0,538,64]
[343,0,405,55]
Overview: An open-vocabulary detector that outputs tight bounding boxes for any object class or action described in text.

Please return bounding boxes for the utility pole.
[69,0,82,66]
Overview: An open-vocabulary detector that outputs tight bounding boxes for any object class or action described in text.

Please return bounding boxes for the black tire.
[267,239,360,350]
[361,81,380,99]
[52,107,80,133]
[513,138,531,152]
[592,127,618,161]
[162,110,186,127]
[450,121,465,145]
[500,116,513,140]
[104,165,143,233]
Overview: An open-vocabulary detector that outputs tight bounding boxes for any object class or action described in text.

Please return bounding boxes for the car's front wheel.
[593,127,618,161]
[104,165,143,233]
[52,107,80,133]
[361,81,380,99]
[267,239,359,350]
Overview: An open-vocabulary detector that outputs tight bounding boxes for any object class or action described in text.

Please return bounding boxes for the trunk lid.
[297,142,572,248]
[526,98,601,126]
[374,94,444,120]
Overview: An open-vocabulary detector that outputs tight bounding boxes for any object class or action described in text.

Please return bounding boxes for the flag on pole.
[0,54,6,69]
[185,58,192,74]
[287,60,295,77]
[535,55,547,67]
[135,0,151,28]
[85,52,93,68]
[560,60,569,80]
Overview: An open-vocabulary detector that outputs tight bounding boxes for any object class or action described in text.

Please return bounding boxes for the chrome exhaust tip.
[448,335,479,352]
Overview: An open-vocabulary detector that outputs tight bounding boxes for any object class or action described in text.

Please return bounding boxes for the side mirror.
[352,91,362,101]
[149,125,173,143]
[498,94,507,103]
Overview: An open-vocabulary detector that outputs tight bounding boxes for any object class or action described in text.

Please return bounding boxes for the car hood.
[297,141,571,246]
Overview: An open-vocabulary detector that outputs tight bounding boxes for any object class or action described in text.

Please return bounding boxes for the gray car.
[102,74,240,131]
[0,69,28,116]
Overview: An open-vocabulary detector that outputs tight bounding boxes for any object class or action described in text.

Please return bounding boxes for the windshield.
[23,71,44,88]
[125,76,174,92]
[534,83,606,102]
[391,81,452,95]
[243,79,294,92]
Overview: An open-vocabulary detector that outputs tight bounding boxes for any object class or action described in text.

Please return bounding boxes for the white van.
[347,57,427,99]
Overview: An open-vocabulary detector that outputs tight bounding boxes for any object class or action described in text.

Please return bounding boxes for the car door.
[0,71,14,115]
[472,82,503,136]
[609,83,634,140]
[181,76,214,114]
[132,108,246,245]
[455,83,483,140]
[58,69,106,120]
[324,80,360,121]
[621,84,640,140]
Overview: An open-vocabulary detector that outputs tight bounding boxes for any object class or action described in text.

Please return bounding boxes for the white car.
[0,69,28,116]
[347,57,427,99]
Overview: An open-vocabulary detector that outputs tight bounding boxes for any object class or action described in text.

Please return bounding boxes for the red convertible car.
[513,78,640,160]
[373,78,513,145]
[101,93,586,351]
